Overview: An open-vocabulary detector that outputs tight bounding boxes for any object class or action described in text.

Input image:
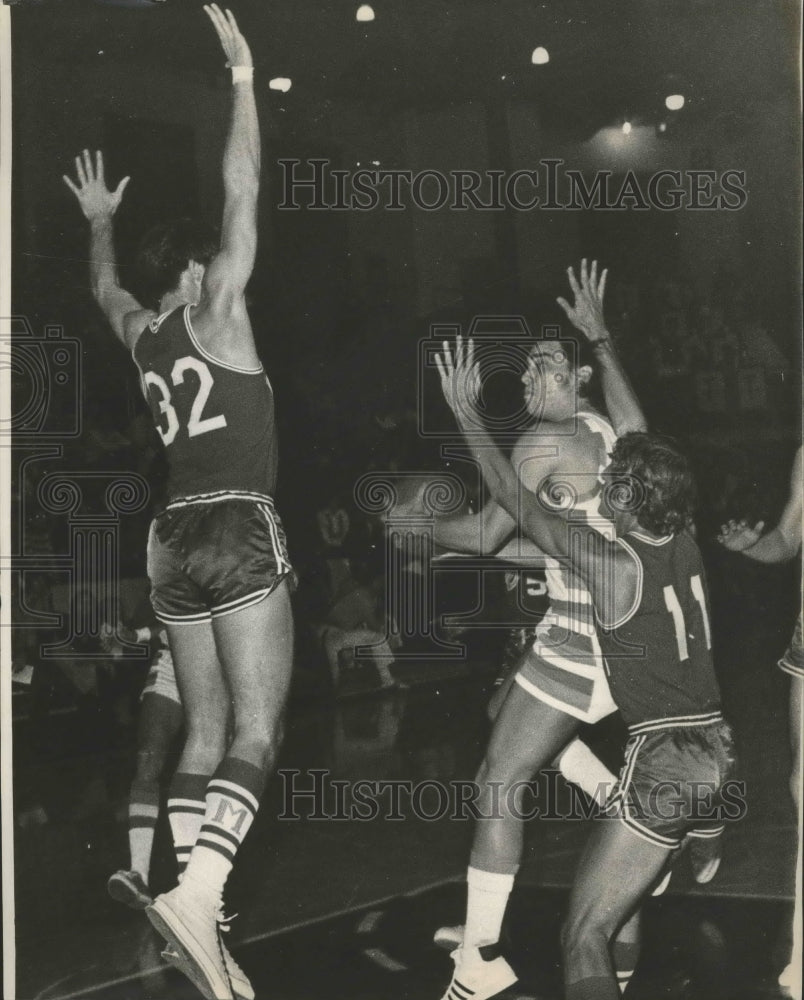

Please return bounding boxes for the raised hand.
[434,335,483,428]
[717,519,765,551]
[204,4,253,67]
[62,150,129,222]
[556,258,609,345]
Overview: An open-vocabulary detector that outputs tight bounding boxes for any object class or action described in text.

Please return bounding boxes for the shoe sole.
[107,876,152,910]
[163,949,252,1000]
[146,899,232,1000]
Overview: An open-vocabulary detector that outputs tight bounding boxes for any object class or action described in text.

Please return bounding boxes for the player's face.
[521,341,575,420]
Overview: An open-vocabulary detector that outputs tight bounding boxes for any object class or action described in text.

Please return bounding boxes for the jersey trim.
[149,309,175,333]
[184,305,265,375]
[594,536,643,630]
[628,530,673,546]
[165,489,277,511]
[627,711,723,737]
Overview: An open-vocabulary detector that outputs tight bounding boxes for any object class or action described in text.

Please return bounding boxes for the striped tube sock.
[128,780,160,881]
[182,757,265,898]
[463,866,518,950]
[167,773,209,877]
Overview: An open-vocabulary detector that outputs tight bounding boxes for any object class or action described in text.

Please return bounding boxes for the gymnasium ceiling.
[9,0,800,142]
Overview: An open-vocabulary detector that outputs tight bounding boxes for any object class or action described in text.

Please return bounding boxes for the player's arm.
[431,499,516,555]
[437,337,639,624]
[719,445,803,562]
[200,5,259,322]
[557,259,647,435]
[63,150,151,348]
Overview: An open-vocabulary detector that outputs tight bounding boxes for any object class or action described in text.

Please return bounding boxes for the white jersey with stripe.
[540,409,618,637]
[514,409,619,722]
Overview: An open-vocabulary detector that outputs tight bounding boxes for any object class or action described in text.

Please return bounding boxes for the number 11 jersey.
[597,528,722,735]
[133,305,278,504]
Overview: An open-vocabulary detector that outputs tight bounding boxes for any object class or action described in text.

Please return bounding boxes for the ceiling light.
[665,94,685,111]
[356,5,375,22]
[531,47,550,65]
[269,78,292,92]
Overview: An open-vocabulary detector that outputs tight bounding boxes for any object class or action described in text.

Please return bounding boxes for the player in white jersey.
[421,263,648,1000]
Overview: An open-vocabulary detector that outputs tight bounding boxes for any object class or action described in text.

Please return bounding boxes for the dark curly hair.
[606,432,697,536]
[135,218,219,309]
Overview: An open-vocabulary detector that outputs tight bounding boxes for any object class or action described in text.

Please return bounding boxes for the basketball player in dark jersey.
[719,444,802,999]
[417,264,648,991]
[435,338,736,1000]
[63,8,287,999]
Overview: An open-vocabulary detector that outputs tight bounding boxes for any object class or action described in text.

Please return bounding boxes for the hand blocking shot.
[65,8,292,999]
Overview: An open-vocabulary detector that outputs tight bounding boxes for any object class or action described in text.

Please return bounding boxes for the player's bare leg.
[146,622,237,1000]
[154,583,293,1000]
[440,681,579,1000]
[562,820,669,999]
[108,690,183,909]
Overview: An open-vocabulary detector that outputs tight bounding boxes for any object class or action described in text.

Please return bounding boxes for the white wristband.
[232,65,254,84]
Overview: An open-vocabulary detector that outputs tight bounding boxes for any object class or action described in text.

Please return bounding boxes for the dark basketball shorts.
[147,494,294,626]
[779,612,804,679]
[606,719,738,849]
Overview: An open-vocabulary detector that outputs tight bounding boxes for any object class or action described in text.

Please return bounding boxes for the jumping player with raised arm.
[435,337,736,1000]
[719,445,802,1000]
[64,8,291,999]
[423,264,648,985]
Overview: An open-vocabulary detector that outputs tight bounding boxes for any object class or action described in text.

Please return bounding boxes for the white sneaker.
[146,885,233,1000]
[217,911,254,1000]
[440,945,518,1000]
[433,924,464,951]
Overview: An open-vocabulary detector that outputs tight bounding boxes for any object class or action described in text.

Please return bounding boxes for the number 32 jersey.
[133,305,278,503]
[597,528,722,735]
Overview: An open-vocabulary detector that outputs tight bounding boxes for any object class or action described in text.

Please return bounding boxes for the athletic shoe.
[689,834,722,884]
[440,945,518,1000]
[107,870,152,909]
[146,885,234,1000]
[164,942,254,1000]
[433,924,464,951]
[217,911,254,1000]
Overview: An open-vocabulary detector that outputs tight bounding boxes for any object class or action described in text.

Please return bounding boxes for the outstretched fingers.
[598,266,608,300]
[566,264,582,299]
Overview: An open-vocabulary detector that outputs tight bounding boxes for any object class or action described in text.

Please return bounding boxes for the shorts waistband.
[628,711,724,737]
[165,490,277,511]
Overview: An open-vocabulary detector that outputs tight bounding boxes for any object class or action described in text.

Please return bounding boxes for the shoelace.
[216,910,248,985]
